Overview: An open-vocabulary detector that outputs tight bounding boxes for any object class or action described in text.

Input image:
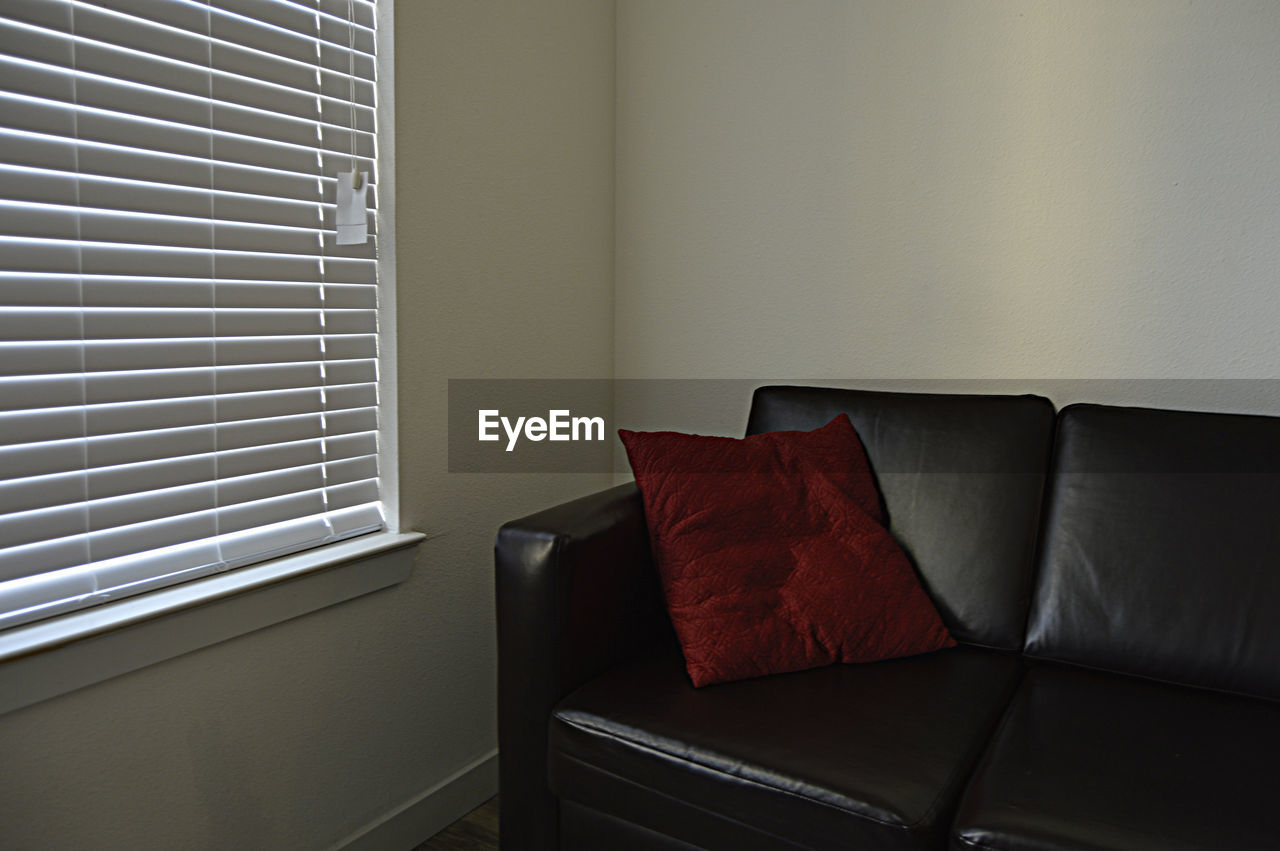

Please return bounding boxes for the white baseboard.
[331,749,499,851]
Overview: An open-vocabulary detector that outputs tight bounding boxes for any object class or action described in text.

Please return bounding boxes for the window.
[0,0,386,631]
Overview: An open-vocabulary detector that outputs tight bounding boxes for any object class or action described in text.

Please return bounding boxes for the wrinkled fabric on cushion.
[619,415,954,687]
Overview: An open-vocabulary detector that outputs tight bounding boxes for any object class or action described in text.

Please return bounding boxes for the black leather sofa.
[495,385,1280,850]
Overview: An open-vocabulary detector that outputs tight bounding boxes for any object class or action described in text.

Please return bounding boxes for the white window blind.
[0,0,384,630]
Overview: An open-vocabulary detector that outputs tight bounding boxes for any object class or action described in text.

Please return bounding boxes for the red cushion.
[619,415,955,687]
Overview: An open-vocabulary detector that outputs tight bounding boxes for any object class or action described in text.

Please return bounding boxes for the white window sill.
[0,530,425,715]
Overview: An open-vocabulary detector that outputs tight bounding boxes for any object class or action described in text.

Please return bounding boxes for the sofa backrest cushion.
[1026,403,1280,700]
[747,386,1055,650]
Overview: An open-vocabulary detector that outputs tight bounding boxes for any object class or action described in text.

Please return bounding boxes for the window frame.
[0,0,420,715]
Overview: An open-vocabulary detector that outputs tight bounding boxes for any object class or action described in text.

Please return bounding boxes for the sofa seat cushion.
[550,646,1022,850]
[952,664,1280,850]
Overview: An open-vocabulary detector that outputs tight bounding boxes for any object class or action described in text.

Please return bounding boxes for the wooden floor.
[414,797,499,850]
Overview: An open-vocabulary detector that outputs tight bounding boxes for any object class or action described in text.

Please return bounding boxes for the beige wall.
[614,1,1280,425]
[392,0,616,832]
[0,2,615,849]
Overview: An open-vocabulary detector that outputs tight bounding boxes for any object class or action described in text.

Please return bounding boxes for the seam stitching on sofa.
[556,749,825,850]
[905,659,1027,831]
[550,533,570,685]
[558,752,814,849]
[1012,411,1059,652]
[936,668,1034,845]
[555,716,913,832]
[1022,653,1280,706]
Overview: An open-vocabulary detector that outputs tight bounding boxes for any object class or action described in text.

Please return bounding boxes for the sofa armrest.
[495,482,670,850]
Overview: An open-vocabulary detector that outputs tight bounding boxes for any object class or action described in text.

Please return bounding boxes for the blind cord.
[347,0,361,190]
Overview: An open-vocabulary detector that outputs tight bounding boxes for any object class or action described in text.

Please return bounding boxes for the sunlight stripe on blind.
[0,0,383,629]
